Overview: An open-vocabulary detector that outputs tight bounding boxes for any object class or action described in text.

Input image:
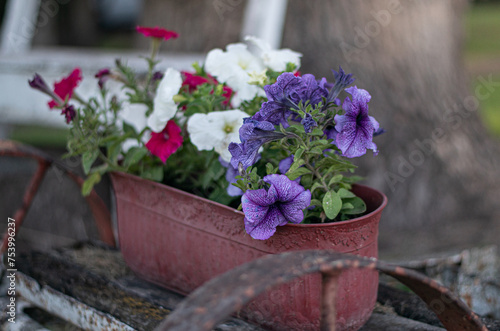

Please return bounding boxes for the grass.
[465,2,500,136]
[465,3,500,59]
[9,125,69,148]
[474,75,500,136]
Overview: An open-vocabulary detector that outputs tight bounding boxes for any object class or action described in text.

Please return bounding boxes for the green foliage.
[323,191,342,219]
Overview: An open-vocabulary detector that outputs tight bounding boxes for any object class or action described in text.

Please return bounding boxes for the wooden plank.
[15,243,263,331]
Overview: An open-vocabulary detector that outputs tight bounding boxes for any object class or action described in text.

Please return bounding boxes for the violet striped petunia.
[242,174,311,240]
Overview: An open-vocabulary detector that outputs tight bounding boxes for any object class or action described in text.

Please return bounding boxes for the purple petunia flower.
[256,72,329,126]
[242,174,311,240]
[374,127,386,136]
[278,155,294,174]
[334,86,379,158]
[219,157,243,197]
[229,119,284,169]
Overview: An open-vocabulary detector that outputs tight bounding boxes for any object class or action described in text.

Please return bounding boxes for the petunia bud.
[29,74,60,101]
[61,104,76,124]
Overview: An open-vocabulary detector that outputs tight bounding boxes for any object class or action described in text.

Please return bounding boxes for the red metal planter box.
[111,172,387,330]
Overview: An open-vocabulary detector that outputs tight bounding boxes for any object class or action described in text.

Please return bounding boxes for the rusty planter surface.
[111,171,387,331]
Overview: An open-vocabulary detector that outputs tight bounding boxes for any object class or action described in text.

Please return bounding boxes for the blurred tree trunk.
[282,0,500,256]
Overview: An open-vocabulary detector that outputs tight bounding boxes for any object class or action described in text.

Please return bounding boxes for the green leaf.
[141,166,164,182]
[90,163,109,175]
[310,199,323,207]
[337,188,356,198]
[288,158,305,173]
[266,163,275,175]
[310,182,324,194]
[341,203,354,210]
[82,149,99,175]
[310,146,325,154]
[122,121,137,135]
[323,190,342,220]
[294,148,305,160]
[124,147,148,167]
[328,174,343,186]
[310,128,324,136]
[81,172,101,196]
[343,175,364,184]
[286,167,311,181]
[341,197,366,215]
[232,180,246,192]
[310,139,330,148]
[107,142,122,163]
[288,124,305,134]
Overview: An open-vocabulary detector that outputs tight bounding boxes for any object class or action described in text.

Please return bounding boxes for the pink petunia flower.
[136,26,179,41]
[145,120,183,163]
[221,85,233,106]
[181,71,233,106]
[181,71,210,92]
[48,68,82,109]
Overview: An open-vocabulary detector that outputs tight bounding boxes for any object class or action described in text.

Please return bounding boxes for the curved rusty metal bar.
[156,250,487,331]
[0,140,115,249]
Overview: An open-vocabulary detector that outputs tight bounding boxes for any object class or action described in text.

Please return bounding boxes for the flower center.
[224,124,234,134]
[356,113,363,125]
[163,132,170,140]
[238,60,248,70]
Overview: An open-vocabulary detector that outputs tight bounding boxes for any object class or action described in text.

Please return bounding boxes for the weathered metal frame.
[0,140,115,251]
[156,250,488,331]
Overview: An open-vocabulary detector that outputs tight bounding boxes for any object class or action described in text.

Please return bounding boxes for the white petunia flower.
[147,67,182,132]
[245,36,302,72]
[187,109,249,162]
[119,102,149,152]
[205,44,265,106]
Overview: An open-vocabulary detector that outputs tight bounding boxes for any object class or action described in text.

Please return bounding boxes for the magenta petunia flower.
[242,174,311,240]
[48,68,82,109]
[182,71,210,92]
[145,120,183,163]
[181,71,233,106]
[136,26,179,40]
[334,86,379,158]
